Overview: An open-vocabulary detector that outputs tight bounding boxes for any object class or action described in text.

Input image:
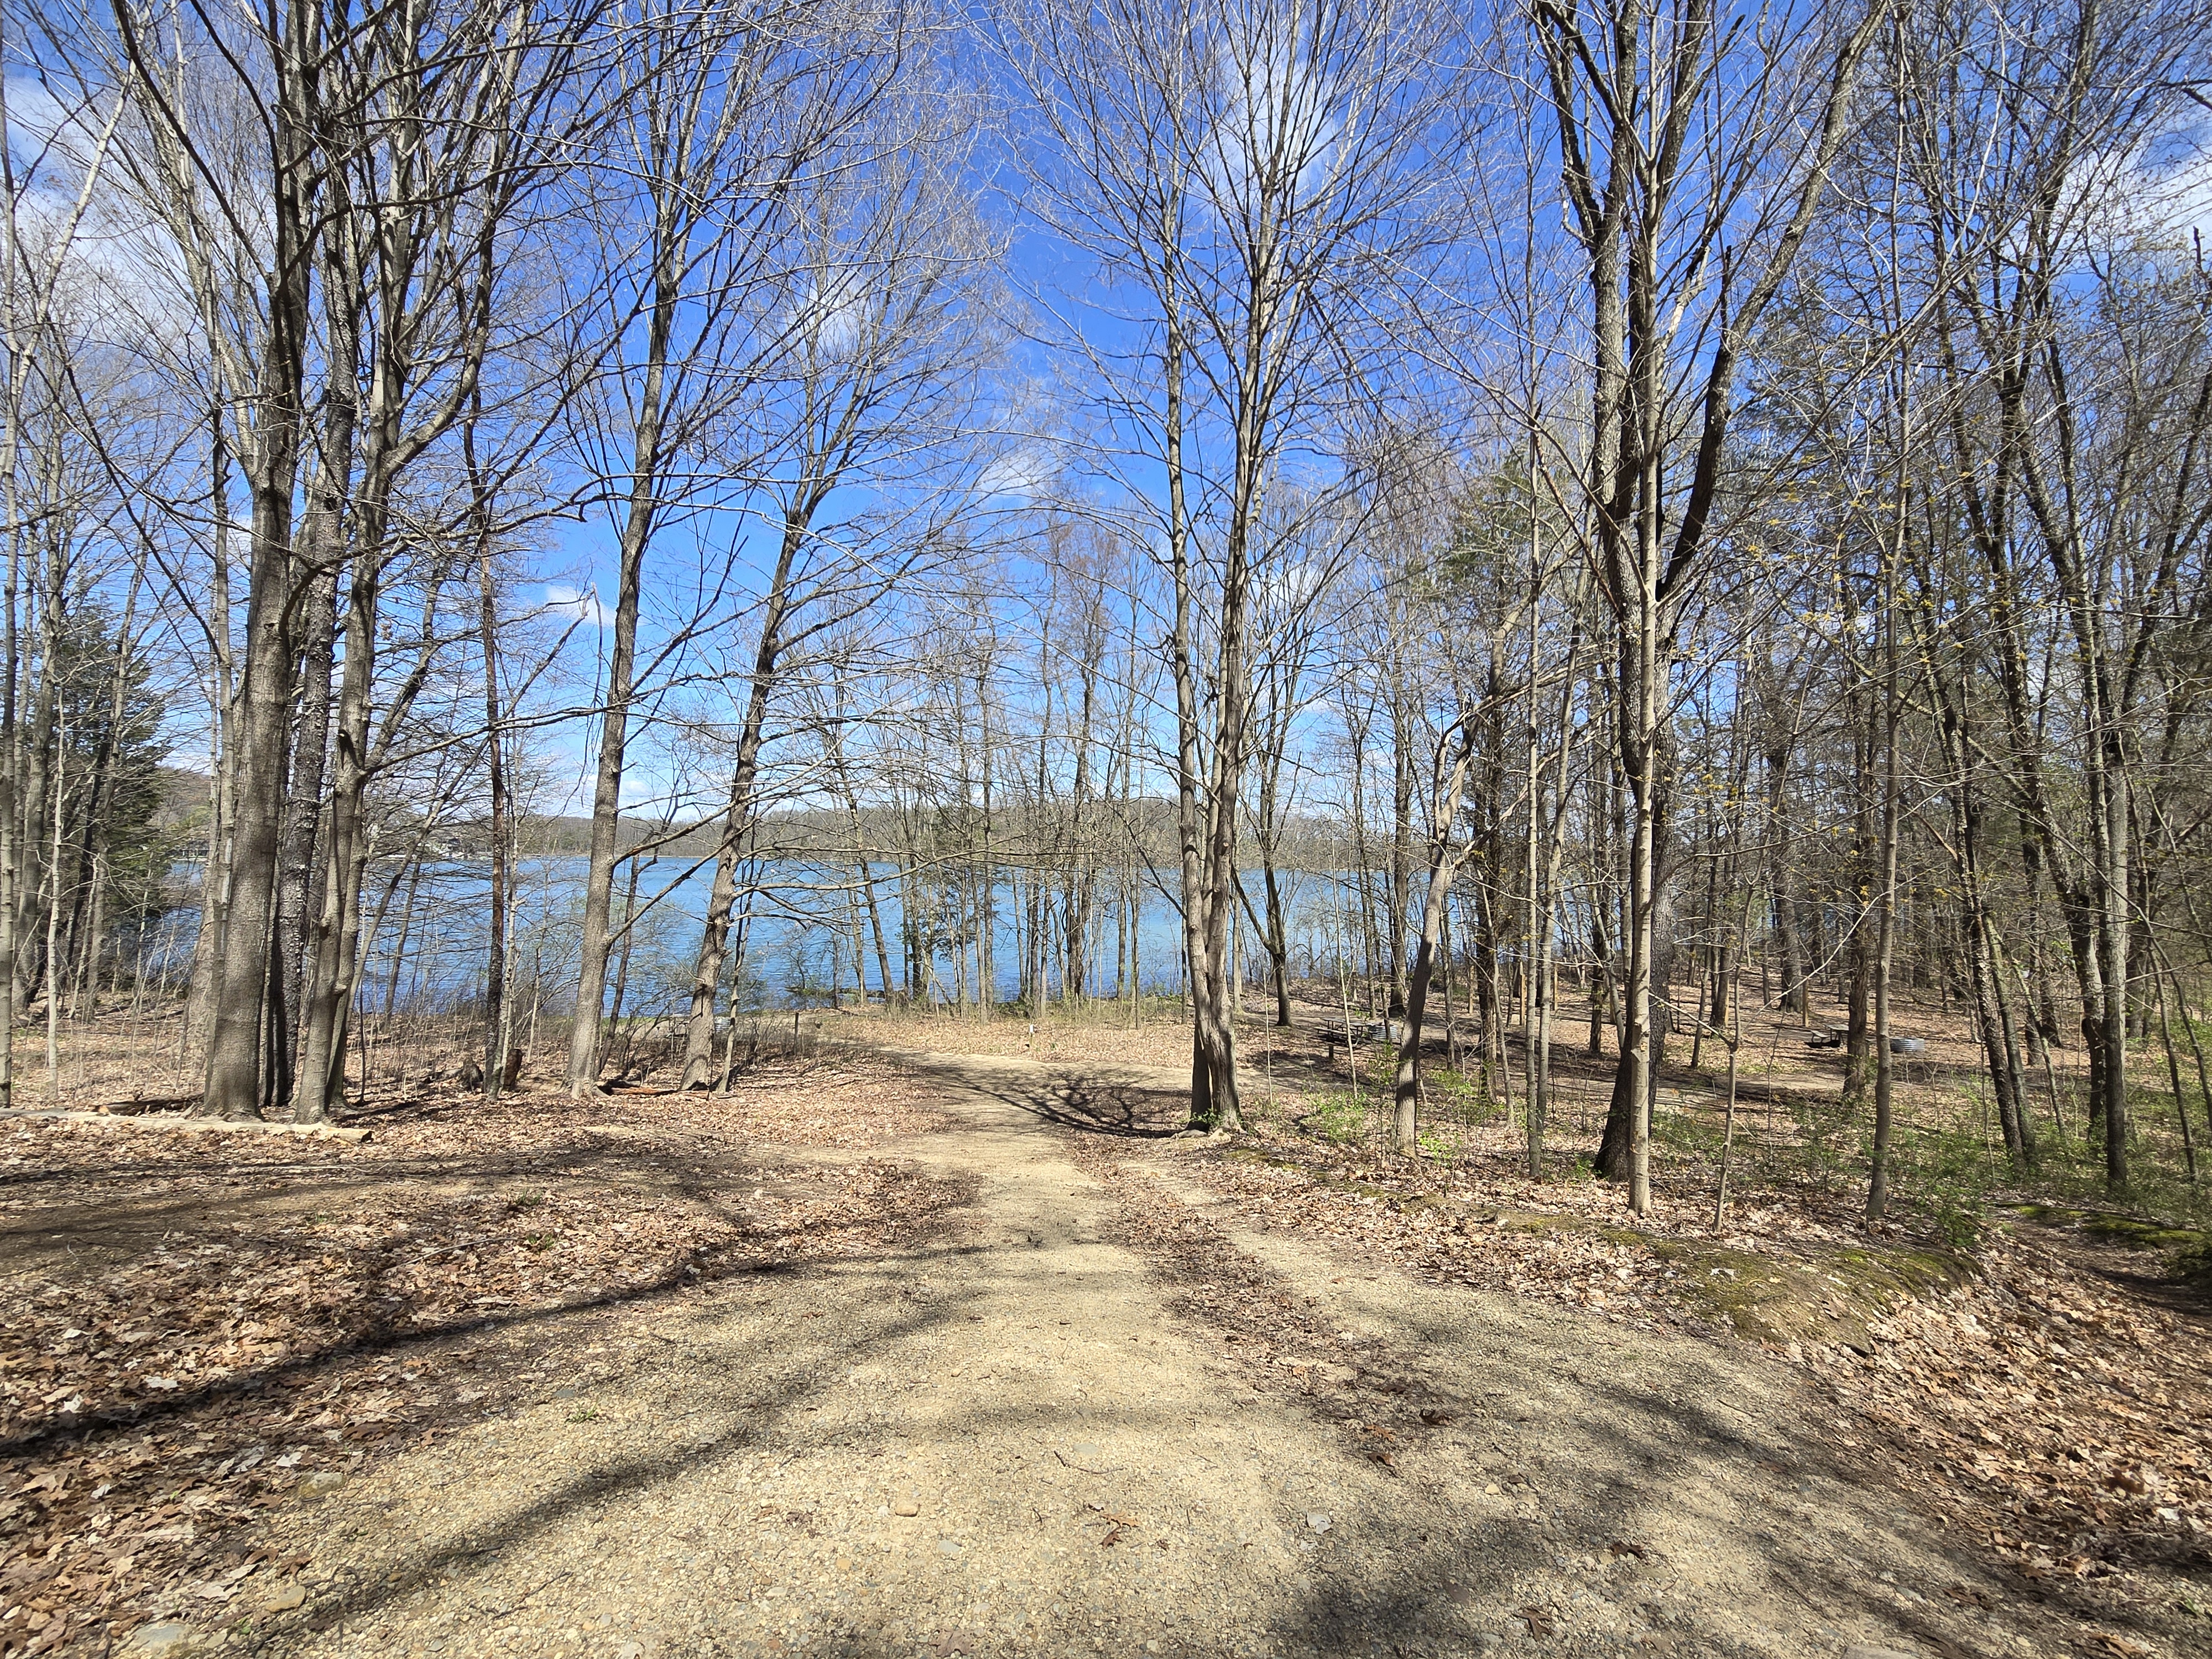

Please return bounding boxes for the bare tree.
[0,64,126,1102]
[288,0,604,1121]
[1884,0,2212,1188]
[1526,0,1886,1211]
[561,0,904,1095]
[1003,0,1454,1130]
[95,0,335,1119]
[676,64,1004,1087]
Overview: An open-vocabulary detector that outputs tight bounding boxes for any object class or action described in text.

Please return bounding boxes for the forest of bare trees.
[3,0,2210,1213]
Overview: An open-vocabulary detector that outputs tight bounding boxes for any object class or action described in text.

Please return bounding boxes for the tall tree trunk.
[473,439,510,1100]
[1387,685,1413,1000]
[195,0,320,1121]
[0,395,19,1106]
[1262,859,1291,1027]
[182,405,238,1075]
[278,564,337,1096]
[1392,735,1480,1155]
[821,686,894,1008]
[1164,285,1215,1125]
[41,708,64,1101]
[680,513,802,1087]
[978,675,997,1013]
[565,263,670,1095]
[293,564,376,1121]
[1866,564,1902,1218]
[1529,605,1585,1178]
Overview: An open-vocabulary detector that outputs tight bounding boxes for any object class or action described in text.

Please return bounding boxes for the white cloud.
[2139,147,2212,251]
[978,442,1060,503]
[1198,9,1347,227]
[545,583,612,627]
[792,262,872,362]
[2072,123,2212,259]
[7,77,199,344]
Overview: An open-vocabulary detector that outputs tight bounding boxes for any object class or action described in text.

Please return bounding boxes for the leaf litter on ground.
[0,1055,968,1656]
[1102,1094,2212,1639]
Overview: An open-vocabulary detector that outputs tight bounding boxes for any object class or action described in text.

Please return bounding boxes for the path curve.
[249,1052,2025,1659]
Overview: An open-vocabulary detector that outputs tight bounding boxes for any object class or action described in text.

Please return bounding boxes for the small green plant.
[1424,1066,1502,1129]
[506,1189,546,1214]
[1306,1091,1372,1144]
[566,1405,599,1423]
[1653,1098,1725,1157]
[1867,1114,2004,1248]
[2164,1237,2212,1285]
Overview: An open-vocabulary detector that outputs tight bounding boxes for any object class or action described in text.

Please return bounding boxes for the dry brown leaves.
[704,1052,953,1147]
[0,1061,970,1656]
[1806,1233,2212,1589]
[1181,1135,1747,1334]
[1068,1138,1451,1478]
[1162,1125,2212,1618]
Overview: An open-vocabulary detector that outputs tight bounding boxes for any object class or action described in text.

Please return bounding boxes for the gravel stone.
[121,1624,196,1657]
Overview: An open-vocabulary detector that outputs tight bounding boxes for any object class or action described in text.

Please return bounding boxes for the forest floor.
[0,997,2206,1658]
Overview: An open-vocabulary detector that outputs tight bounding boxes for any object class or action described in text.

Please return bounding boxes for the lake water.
[132,856,1380,1016]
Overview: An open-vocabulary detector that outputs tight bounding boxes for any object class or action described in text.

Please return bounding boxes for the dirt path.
[231,1054,2048,1659]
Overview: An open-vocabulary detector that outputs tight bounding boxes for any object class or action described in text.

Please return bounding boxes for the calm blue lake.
[129,857,1378,1015]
